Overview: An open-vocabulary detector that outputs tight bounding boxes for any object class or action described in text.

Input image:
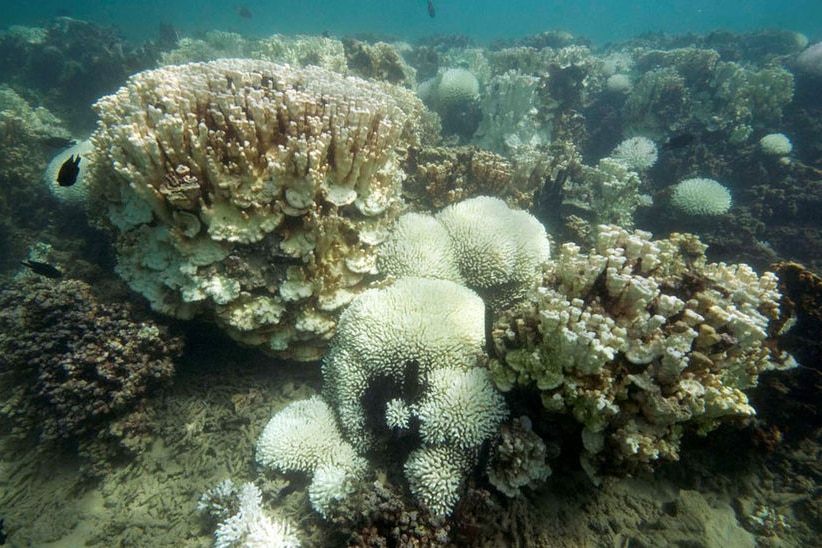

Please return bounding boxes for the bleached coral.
[323,277,486,452]
[437,68,480,107]
[322,276,508,516]
[759,133,792,156]
[490,225,795,473]
[43,139,93,207]
[404,445,470,518]
[213,482,300,548]
[86,59,429,360]
[671,177,732,216]
[415,367,508,450]
[256,396,367,518]
[378,196,550,310]
[610,136,658,170]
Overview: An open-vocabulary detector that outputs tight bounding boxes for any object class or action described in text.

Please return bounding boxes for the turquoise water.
[4,0,822,44]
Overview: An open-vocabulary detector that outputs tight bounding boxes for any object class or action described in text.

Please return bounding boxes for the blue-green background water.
[4,0,822,44]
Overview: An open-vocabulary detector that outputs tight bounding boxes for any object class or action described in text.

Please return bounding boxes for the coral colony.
[2,23,820,547]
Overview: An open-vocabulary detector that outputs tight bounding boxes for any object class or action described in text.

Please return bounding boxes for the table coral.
[489,225,795,476]
[0,279,182,446]
[86,59,431,360]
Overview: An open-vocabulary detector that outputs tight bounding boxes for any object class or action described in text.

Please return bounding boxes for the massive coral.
[86,59,432,360]
[0,278,182,446]
[489,225,795,476]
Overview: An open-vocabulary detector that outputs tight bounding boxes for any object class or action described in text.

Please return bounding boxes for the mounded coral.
[670,177,732,216]
[86,59,431,360]
[489,225,795,475]
[0,279,182,446]
[759,133,793,156]
[610,136,658,170]
[43,139,93,207]
[378,196,551,310]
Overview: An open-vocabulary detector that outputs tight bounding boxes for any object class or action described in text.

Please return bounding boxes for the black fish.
[661,132,696,151]
[21,260,63,279]
[56,154,81,187]
[0,516,6,545]
[427,0,436,18]
[237,5,252,18]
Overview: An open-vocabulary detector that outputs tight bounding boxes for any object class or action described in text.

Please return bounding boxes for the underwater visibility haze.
[1,0,822,546]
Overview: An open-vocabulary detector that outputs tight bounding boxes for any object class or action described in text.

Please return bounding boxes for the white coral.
[415,367,508,450]
[404,445,470,517]
[214,482,300,548]
[323,277,486,452]
[670,177,732,216]
[610,136,658,170]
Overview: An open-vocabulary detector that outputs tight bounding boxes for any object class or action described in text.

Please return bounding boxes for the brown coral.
[0,279,182,445]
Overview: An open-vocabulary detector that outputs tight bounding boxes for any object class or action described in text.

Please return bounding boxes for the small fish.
[237,5,252,18]
[427,0,436,18]
[661,132,696,151]
[21,260,63,279]
[0,516,7,545]
[56,154,81,187]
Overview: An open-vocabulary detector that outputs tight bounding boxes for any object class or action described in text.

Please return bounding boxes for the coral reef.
[403,145,534,209]
[0,18,157,132]
[486,416,552,497]
[489,225,795,475]
[43,139,93,207]
[0,278,182,448]
[86,59,432,360]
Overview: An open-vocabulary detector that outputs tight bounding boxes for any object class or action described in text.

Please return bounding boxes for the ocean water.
[4,0,822,44]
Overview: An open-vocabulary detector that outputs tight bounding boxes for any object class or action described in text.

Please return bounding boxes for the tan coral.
[88,59,430,360]
[490,225,795,475]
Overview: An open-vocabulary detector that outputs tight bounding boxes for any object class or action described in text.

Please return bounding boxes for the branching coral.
[0,279,182,445]
[489,225,795,475]
[87,59,432,360]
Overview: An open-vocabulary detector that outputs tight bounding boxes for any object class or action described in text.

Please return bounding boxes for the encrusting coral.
[0,279,182,447]
[86,59,432,361]
[489,225,795,476]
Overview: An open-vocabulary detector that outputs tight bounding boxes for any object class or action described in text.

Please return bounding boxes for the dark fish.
[41,136,77,149]
[21,260,63,279]
[0,517,6,545]
[237,5,252,18]
[661,132,696,151]
[56,154,81,187]
[427,0,436,18]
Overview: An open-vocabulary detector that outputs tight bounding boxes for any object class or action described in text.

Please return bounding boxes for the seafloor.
[1,19,821,547]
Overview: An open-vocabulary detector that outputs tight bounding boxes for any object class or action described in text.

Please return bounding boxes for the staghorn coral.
[489,225,795,476]
[0,279,182,446]
[87,59,432,361]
